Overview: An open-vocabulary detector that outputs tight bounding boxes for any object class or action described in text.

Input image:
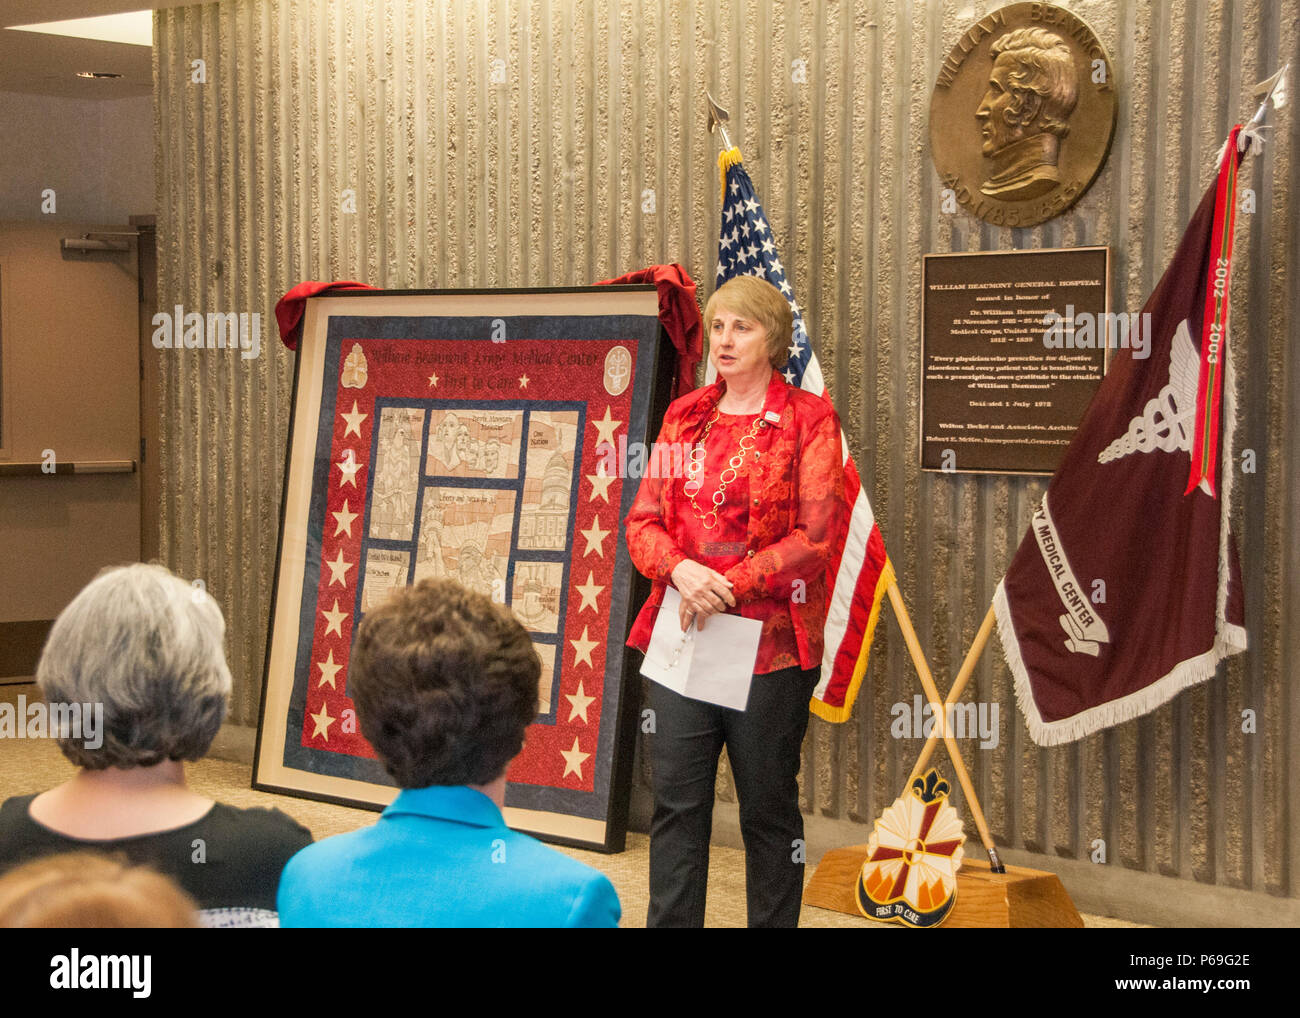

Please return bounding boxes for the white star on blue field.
[716,164,811,387]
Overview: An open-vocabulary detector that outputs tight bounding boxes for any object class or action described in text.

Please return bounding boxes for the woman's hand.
[670,559,736,631]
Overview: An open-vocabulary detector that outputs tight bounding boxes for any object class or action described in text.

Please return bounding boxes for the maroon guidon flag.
[994,130,1250,745]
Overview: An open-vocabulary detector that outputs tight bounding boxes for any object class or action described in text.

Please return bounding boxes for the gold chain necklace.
[683,409,765,530]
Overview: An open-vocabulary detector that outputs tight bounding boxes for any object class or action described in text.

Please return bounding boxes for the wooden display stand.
[814,583,1085,927]
[804,846,1084,928]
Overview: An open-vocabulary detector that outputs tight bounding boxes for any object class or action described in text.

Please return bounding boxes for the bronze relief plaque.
[930,3,1117,228]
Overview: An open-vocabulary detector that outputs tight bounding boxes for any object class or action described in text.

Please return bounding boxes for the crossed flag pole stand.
[882,581,1005,873]
[803,577,1084,926]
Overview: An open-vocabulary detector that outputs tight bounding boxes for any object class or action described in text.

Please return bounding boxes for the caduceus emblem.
[1097,320,1205,494]
[604,346,631,396]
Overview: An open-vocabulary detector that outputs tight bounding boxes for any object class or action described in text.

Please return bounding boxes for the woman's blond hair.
[703,275,793,369]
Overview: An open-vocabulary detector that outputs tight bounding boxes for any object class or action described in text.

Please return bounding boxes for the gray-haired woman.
[0,564,311,927]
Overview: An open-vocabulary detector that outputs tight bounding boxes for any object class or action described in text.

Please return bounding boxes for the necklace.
[683,410,765,530]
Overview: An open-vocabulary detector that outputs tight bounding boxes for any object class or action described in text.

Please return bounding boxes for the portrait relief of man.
[975,28,1079,200]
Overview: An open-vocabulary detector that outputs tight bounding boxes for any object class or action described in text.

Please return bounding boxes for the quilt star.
[325,548,353,586]
[309,702,336,741]
[580,516,610,557]
[321,599,348,637]
[565,681,596,724]
[341,401,367,438]
[316,649,342,689]
[569,626,599,668]
[332,500,358,538]
[427,372,439,387]
[519,373,530,389]
[560,737,591,780]
[591,406,622,447]
[337,450,362,488]
[575,571,604,613]
[586,462,617,503]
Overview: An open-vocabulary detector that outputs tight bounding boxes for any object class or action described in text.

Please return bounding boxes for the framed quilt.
[253,287,670,851]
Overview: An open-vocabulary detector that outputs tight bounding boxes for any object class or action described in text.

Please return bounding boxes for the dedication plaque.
[930,2,1117,227]
[921,247,1109,474]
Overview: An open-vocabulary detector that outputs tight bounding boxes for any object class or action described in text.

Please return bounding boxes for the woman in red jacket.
[624,275,848,927]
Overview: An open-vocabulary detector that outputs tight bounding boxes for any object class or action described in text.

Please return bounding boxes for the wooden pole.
[886,582,1004,873]
[907,604,996,784]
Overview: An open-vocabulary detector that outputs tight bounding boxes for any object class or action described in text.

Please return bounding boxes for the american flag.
[712,147,893,722]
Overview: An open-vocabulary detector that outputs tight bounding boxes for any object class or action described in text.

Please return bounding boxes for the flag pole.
[1248,62,1288,127]
[705,91,734,150]
[886,580,1005,873]
[707,91,739,207]
[906,603,997,785]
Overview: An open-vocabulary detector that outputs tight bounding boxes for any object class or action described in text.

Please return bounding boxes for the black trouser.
[646,664,820,928]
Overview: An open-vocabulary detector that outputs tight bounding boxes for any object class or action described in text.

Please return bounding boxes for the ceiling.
[0,1,199,99]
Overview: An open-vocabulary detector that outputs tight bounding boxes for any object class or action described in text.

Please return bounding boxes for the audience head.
[36,563,232,770]
[0,853,200,928]
[348,578,540,788]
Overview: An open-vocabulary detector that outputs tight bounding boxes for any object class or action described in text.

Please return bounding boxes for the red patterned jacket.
[623,369,848,670]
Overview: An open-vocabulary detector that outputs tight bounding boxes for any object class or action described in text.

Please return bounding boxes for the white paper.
[640,586,761,711]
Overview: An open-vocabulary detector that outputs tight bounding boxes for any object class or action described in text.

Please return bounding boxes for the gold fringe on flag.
[808,559,895,723]
[718,146,743,204]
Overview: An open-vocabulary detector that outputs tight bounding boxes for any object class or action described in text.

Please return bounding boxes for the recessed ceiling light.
[7,11,152,48]
[75,71,125,79]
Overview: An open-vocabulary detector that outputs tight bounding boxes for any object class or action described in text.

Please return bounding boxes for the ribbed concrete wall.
[154,0,1300,919]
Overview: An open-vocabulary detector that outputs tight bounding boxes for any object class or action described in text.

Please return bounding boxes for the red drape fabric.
[274,281,377,350]
[595,264,702,400]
